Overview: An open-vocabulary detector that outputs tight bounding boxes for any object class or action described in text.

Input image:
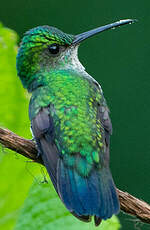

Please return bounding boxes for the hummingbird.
[17,19,134,226]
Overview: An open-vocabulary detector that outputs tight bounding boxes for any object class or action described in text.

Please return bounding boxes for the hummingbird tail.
[57,159,120,224]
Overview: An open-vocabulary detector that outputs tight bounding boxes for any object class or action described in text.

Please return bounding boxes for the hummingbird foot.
[30,138,41,158]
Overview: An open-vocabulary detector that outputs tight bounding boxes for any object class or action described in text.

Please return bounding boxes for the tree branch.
[0,127,150,224]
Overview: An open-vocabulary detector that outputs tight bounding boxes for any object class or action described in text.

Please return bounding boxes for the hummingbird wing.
[31,106,91,223]
[96,97,120,225]
[31,106,59,192]
[99,99,112,160]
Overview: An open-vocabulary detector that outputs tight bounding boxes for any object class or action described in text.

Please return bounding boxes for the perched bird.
[17,19,134,226]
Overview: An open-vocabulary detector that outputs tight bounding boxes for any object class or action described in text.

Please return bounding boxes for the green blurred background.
[0,0,150,230]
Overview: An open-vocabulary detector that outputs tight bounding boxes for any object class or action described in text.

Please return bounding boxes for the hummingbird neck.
[59,45,85,73]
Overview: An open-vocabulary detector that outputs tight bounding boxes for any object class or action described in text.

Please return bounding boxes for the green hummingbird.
[17,19,134,226]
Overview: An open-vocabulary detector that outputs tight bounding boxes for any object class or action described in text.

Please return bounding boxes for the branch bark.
[0,127,150,224]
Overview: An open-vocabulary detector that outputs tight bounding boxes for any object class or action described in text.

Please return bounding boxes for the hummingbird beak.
[72,19,136,45]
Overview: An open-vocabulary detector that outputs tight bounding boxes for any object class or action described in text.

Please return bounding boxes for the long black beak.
[73,19,136,45]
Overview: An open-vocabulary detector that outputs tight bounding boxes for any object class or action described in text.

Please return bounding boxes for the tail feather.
[94,216,102,226]
[72,166,99,215]
[57,159,120,219]
[57,159,85,214]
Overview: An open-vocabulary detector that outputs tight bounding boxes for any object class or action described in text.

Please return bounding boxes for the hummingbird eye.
[48,43,60,55]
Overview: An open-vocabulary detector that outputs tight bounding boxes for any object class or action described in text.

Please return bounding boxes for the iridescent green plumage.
[17,20,134,225]
[29,69,104,177]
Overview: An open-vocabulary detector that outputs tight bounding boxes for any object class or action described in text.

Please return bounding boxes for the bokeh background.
[0,0,150,230]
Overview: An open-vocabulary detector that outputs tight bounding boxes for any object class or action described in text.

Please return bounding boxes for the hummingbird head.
[17,19,135,90]
[16,26,76,89]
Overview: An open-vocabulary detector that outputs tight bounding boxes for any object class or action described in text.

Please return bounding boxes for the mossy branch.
[0,127,150,224]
